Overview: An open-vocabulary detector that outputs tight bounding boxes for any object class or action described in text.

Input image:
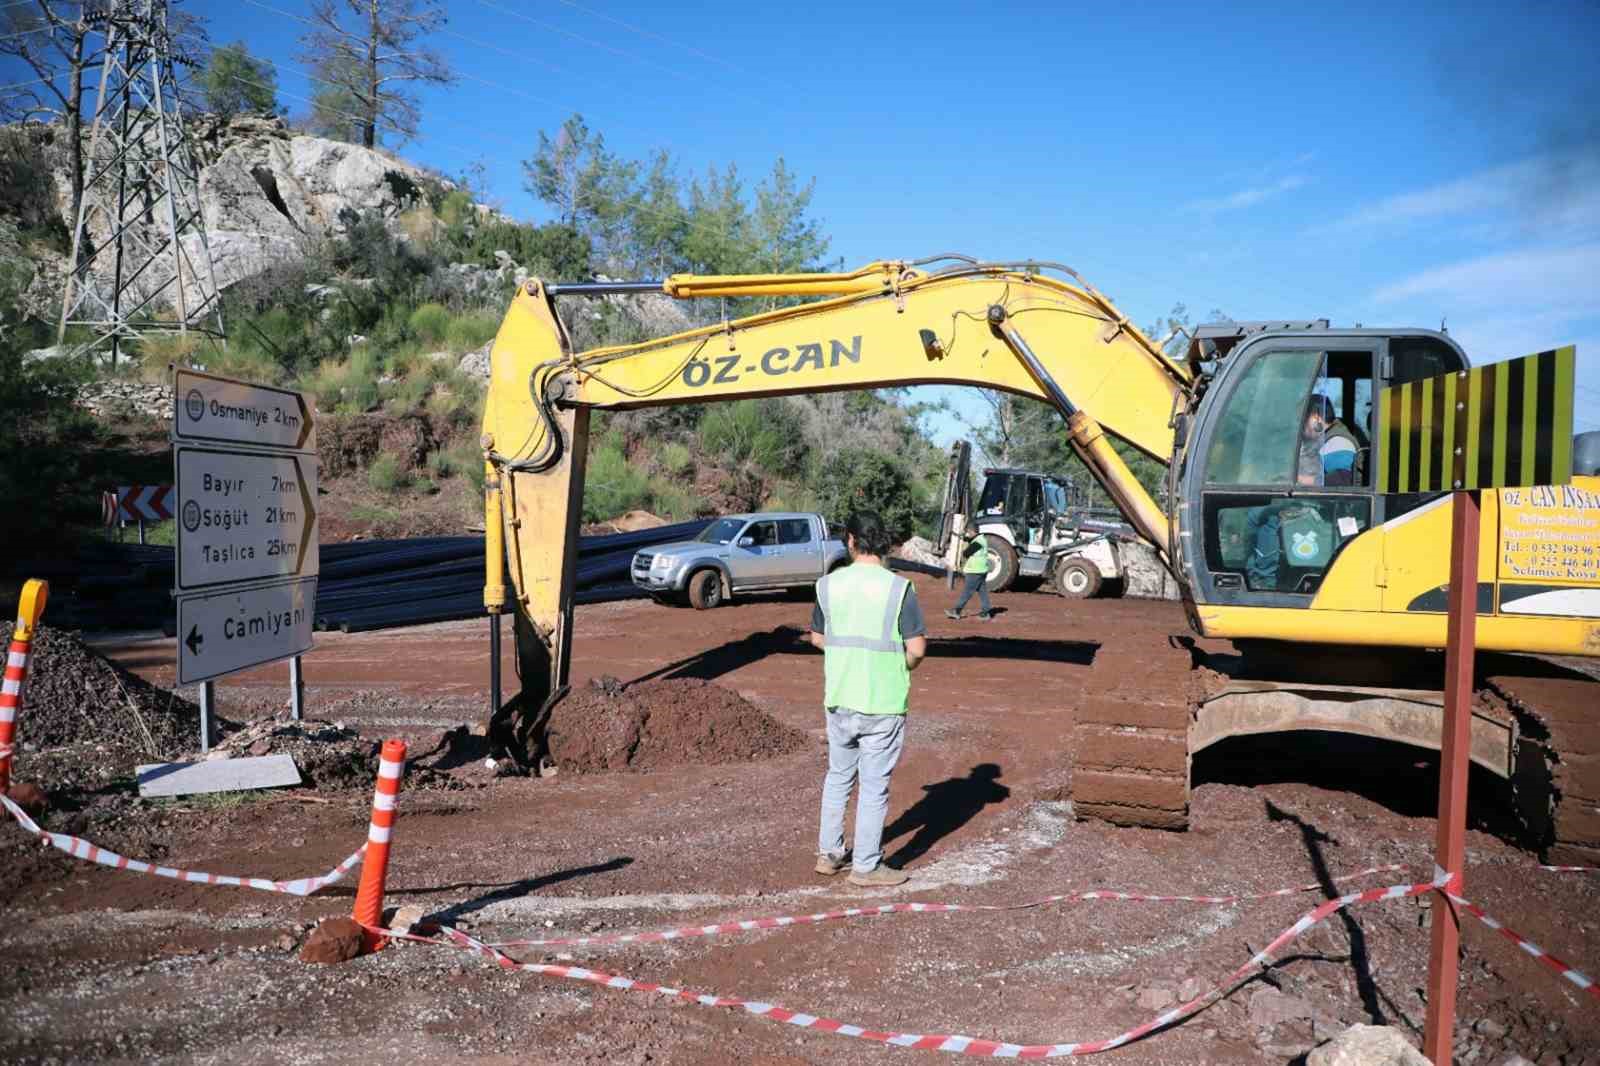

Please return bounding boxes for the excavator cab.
[1180,323,1465,605]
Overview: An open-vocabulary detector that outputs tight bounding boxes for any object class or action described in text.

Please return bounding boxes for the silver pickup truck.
[631,512,849,609]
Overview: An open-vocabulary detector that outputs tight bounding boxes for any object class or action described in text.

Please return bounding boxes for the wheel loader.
[477,257,1600,863]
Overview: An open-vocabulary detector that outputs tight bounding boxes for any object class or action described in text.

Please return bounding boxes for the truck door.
[777,516,821,581]
[1187,341,1380,607]
[732,519,784,587]
[1024,477,1047,553]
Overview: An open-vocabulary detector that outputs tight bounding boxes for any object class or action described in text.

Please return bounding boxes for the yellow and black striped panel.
[1376,346,1575,493]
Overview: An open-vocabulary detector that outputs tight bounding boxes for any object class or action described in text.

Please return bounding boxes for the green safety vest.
[963,535,990,575]
[815,563,912,716]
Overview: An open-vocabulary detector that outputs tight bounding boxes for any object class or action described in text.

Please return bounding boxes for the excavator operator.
[1246,395,1363,589]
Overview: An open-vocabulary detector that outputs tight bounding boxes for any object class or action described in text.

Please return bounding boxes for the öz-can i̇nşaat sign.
[1497,482,1600,617]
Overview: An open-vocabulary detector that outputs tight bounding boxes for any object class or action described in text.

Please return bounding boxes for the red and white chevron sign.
[116,485,173,522]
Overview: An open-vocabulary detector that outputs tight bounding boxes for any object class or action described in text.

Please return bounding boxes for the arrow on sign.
[185,625,204,656]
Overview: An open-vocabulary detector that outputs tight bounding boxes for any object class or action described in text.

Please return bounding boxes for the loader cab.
[1179,323,1466,607]
[975,469,1077,551]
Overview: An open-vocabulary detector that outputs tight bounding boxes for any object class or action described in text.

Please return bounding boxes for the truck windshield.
[696,518,746,545]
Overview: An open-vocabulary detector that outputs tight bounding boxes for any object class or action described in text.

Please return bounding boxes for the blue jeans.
[819,710,907,873]
[952,573,991,615]
[1245,504,1290,589]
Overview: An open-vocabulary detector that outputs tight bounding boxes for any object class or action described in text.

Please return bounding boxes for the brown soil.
[3,584,1594,1065]
[544,675,811,773]
[2,622,220,792]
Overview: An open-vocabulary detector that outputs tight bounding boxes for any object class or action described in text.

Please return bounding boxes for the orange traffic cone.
[352,738,407,952]
[1,580,48,796]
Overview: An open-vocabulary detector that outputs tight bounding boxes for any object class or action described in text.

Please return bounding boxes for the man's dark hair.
[846,511,894,556]
[1307,394,1336,422]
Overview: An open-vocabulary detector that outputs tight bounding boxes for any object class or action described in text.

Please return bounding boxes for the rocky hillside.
[0,113,947,546]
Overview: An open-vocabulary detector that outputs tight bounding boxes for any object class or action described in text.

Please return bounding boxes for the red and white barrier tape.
[1,794,365,896]
[380,873,1596,1056]
[1444,891,1597,996]
[485,863,1408,948]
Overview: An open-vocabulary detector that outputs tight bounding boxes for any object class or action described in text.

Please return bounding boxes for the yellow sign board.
[1497,482,1600,615]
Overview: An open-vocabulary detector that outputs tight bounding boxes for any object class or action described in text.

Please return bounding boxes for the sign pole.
[290,655,304,722]
[1423,488,1481,1066]
[199,680,215,753]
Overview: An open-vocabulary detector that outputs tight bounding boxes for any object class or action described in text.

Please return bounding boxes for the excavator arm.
[478,261,1193,751]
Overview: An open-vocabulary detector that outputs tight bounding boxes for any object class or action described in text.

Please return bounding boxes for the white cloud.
[1181,175,1309,215]
[1327,153,1600,235]
[1372,243,1600,308]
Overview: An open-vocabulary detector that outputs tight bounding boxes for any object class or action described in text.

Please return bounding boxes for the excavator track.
[1482,656,1600,866]
[1069,635,1196,830]
[1068,637,1600,865]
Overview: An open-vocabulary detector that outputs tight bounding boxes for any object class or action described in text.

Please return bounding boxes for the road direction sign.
[173,367,315,451]
[175,447,319,591]
[115,484,174,522]
[176,578,316,685]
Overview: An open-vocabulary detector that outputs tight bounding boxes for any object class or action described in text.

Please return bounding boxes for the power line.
[552,0,746,74]
[436,24,575,80]
[476,0,698,83]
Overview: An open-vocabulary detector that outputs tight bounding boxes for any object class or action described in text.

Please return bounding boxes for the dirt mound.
[543,676,809,773]
[212,717,378,790]
[3,623,222,791]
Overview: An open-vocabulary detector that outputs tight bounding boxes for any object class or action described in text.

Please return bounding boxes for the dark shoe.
[944,608,961,620]
[815,853,848,876]
[975,612,994,622]
[848,865,909,887]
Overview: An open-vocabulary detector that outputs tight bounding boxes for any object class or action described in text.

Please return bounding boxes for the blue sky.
[16,0,1600,441]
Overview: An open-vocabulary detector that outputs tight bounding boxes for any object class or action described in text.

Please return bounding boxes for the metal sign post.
[1422,489,1479,1065]
[1377,348,1577,1066]
[170,369,319,748]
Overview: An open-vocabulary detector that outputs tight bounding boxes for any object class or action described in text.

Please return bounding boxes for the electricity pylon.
[59,0,223,362]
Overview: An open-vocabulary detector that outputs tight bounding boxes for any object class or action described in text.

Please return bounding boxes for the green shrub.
[582,440,652,522]
[206,342,284,386]
[437,189,474,227]
[697,399,807,475]
[367,454,406,493]
[656,440,692,476]
[444,311,499,353]
[408,302,451,346]
[812,447,917,544]
[647,476,697,519]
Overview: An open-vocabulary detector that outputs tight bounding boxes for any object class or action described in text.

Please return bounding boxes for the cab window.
[743,521,778,547]
[777,518,813,545]
[1201,347,1376,596]
[1205,349,1324,485]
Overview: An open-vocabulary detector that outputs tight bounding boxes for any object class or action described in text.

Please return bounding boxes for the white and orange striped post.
[0,580,48,796]
[352,738,407,952]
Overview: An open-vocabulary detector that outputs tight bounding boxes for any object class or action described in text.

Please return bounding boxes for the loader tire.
[984,536,1018,592]
[1054,559,1101,599]
[687,569,724,610]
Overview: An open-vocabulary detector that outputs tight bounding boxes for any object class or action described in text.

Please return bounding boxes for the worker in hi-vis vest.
[946,526,994,621]
[805,511,928,887]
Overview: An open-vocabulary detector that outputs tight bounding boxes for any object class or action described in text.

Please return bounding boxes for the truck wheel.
[1054,558,1101,599]
[984,535,1018,592]
[687,569,724,610]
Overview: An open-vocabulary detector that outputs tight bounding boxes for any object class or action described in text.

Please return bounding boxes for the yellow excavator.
[478,257,1600,863]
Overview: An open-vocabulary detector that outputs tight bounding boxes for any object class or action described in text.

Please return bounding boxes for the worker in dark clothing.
[946,528,993,621]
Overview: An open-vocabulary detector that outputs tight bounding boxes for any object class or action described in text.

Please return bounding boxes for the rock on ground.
[300,917,365,964]
[1307,1024,1430,1066]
